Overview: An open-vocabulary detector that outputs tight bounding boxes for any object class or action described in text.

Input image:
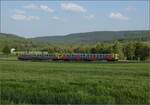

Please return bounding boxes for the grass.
[0,60,149,104]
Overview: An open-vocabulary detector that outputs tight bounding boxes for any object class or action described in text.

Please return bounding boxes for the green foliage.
[0,61,149,104]
[0,31,150,61]
[90,43,111,54]
[123,42,136,60]
[122,42,150,60]
[134,42,150,60]
[90,47,97,53]
[2,45,10,55]
[112,41,120,53]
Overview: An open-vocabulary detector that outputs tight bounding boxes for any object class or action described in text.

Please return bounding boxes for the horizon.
[1,29,150,38]
[1,0,149,38]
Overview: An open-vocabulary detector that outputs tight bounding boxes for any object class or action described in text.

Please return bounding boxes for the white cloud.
[109,12,129,20]
[11,14,39,21]
[84,14,95,20]
[14,9,26,14]
[40,5,54,13]
[52,16,60,20]
[125,6,136,11]
[23,4,39,10]
[23,4,54,13]
[61,3,86,13]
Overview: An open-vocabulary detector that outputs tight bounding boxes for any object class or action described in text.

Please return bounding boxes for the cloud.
[14,9,26,14]
[23,4,54,13]
[61,3,86,13]
[109,12,129,20]
[84,14,95,20]
[11,14,39,21]
[23,4,39,10]
[52,16,60,20]
[40,5,54,13]
[125,6,136,11]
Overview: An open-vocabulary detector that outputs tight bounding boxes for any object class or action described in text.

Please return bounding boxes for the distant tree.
[112,41,120,53]
[95,43,105,53]
[48,47,55,53]
[67,46,74,53]
[84,47,91,53]
[123,42,135,60]
[73,47,86,53]
[134,42,150,60]
[112,41,125,59]
[90,47,97,53]
[74,48,80,53]
[95,43,101,53]
[2,45,10,55]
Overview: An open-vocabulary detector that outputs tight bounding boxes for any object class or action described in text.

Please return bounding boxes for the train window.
[95,54,97,58]
[103,54,105,59]
[101,54,103,58]
[98,54,100,58]
[104,54,106,58]
[87,54,89,58]
[82,54,84,57]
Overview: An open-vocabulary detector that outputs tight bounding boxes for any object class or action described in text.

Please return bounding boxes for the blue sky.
[1,0,149,38]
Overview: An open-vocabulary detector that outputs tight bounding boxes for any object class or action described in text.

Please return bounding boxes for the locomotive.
[18,53,119,61]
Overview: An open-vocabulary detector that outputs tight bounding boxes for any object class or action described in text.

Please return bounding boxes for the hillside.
[0,30,150,51]
[0,33,26,50]
[31,30,150,44]
[0,33,47,51]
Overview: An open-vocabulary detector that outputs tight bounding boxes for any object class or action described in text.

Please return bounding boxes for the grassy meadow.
[0,60,149,104]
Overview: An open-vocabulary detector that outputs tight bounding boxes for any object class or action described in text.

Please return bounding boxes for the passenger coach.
[18,53,119,61]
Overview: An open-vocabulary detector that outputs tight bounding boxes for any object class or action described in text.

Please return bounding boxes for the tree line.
[2,41,150,61]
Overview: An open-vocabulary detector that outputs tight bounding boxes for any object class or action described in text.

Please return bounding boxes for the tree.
[123,42,135,60]
[95,43,108,53]
[2,45,10,55]
[112,41,120,53]
[48,47,55,53]
[90,47,97,53]
[112,41,124,59]
[134,42,150,60]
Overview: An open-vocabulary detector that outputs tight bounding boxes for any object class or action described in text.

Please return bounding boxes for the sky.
[1,0,149,38]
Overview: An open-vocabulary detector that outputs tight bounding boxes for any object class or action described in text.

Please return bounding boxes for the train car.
[18,53,119,61]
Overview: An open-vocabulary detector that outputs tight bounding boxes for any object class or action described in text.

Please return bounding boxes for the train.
[18,53,119,61]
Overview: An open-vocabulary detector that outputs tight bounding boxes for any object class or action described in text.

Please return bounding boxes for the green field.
[0,61,149,104]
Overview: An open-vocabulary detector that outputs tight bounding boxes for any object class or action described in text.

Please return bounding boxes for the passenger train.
[18,53,119,61]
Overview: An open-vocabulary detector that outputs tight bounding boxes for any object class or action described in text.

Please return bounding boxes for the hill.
[0,33,47,51]
[0,30,150,51]
[31,30,150,44]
